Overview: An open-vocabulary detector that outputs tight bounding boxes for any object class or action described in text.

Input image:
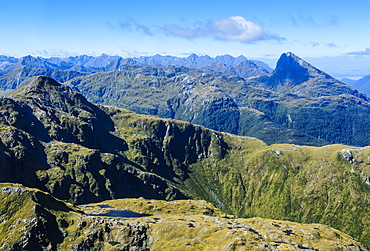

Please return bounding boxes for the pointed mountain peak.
[21,75,66,92]
[188,53,199,61]
[22,54,34,59]
[18,55,38,64]
[235,55,248,64]
[17,55,58,69]
[100,53,109,58]
[11,75,67,95]
[10,76,90,112]
[252,52,368,100]
[276,52,313,71]
[275,52,332,78]
[188,53,198,58]
[269,52,331,85]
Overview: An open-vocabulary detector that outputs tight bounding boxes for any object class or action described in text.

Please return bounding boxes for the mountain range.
[0,75,369,249]
[63,52,370,147]
[2,52,370,147]
[0,53,271,75]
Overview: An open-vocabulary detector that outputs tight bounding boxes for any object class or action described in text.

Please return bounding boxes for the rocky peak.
[215,54,236,65]
[9,76,127,152]
[187,53,199,62]
[272,52,326,84]
[235,55,248,63]
[250,52,367,99]
[16,55,58,70]
[10,75,88,113]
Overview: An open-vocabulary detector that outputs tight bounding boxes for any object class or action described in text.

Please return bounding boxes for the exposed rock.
[340,149,355,163]
[365,177,370,185]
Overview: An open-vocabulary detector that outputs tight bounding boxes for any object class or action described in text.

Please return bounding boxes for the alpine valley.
[0,53,369,250]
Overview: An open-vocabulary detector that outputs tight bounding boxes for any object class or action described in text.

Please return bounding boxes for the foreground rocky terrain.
[0,76,369,249]
[0,183,367,250]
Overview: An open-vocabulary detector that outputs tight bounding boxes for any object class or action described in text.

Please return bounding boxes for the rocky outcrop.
[340,149,355,163]
[365,177,370,185]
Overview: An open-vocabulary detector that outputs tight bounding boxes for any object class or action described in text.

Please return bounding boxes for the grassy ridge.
[0,183,367,250]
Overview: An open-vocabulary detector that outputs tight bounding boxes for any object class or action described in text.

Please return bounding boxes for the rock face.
[365,177,370,185]
[0,183,367,251]
[0,76,370,247]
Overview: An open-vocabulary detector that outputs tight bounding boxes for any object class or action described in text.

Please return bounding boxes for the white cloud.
[205,16,265,42]
[114,16,284,43]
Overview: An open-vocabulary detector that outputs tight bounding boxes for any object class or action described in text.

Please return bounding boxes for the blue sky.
[1,0,370,78]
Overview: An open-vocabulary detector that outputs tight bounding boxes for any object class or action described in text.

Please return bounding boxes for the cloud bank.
[346,48,370,56]
[117,16,283,43]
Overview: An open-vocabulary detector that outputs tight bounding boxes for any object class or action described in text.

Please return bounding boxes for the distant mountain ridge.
[0,53,271,75]
[64,52,370,147]
[135,53,273,72]
[2,52,370,147]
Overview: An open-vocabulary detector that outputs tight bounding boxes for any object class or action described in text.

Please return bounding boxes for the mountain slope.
[4,53,370,147]
[0,76,369,247]
[0,76,187,203]
[350,74,370,97]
